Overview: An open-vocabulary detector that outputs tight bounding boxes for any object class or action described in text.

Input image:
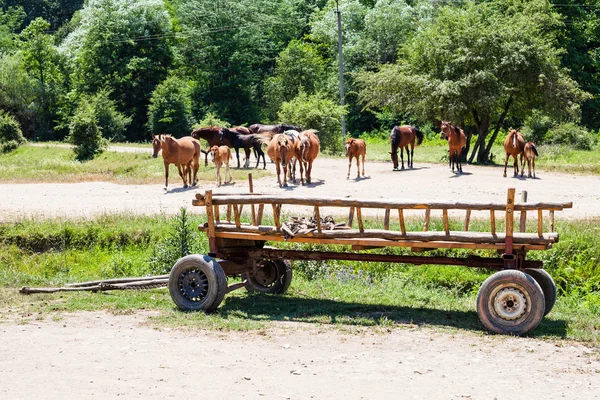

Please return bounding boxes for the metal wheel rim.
[253,261,278,288]
[178,267,209,302]
[489,284,530,322]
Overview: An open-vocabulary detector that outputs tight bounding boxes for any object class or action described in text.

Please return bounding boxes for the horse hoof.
[503,173,507,177]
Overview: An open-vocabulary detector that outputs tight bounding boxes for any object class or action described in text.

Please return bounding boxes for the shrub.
[67,102,107,161]
[0,111,26,153]
[148,76,193,136]
[278,91,346,154]
[194,112,230,129]
[545,122,595,150]
[89,89,131,142]
[522,110,553,144]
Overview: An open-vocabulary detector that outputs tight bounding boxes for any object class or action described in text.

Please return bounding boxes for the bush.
[545,122,595,150]
[88,89,131,142]
[148,76,193,136]
[194,112,230,129]
[278,91,346,154]
[522,110,553,144]
[67,102,107,161]
[0,111,26,153]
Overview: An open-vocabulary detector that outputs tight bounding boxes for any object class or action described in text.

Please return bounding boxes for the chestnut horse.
[521,141,538,178]
[389,125,424,170]
[209,145,233,186]
[503,128,525,177]
[294,129,320,185]
[440,121,466,173]
[151,134,201,190]
[345,138,366,179]
[266,134,295,187]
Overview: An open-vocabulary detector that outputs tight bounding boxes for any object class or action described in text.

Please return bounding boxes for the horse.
[219,127,267,169]
[266,134,296,188]
[389,125,424,170]
[521,141,538,178]
[345,138,366,179]
[190,126,228,166]
[283,129,300,183]
[209,145,233,186]
[503,128,525,177]
[294,129,320,185]
[440,121,467,173]
[249,123,303,134]
[151,134,201,190]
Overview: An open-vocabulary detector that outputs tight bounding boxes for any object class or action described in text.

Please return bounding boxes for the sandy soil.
[1,153,600,399]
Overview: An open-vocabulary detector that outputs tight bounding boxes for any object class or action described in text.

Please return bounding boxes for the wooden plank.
[248,173,256,226]
[272,204,281,230]
[538,209,543,237]
[233,205,241,228]
[226,205,232,223]
[490,210,496,235]
[214,205,220,222]
[357,207,364,233]
[347,207,354,228]
[384,208,390,230]
[210,231,551,251]
[464,209,471,231]
[443,209,449,235]
[398,209,406,235]
[423,208,431,232]
[205,190,215,238]
[194,192,573,211]
[519,191,527,233]
[506,188,515,238]
[549,210,555,232]
[314,206,322,233]
[257,204,264,225]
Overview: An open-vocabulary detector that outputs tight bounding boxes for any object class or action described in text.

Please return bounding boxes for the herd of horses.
[151,121,539,190]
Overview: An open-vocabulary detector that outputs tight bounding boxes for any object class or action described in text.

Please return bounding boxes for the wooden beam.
[314,206,322,233]
[357,207,364,233]
[505,188,515,254]
[443,209,449,235]
[272,204,281,230]
[464,209,471,232]
[233,205,241,228]
[549,210,555,232]
[257,204,264,226]
[538,209,543,238]
[424,208,431,232]
[398,209,406,235]
[384,208,390,230]
[490,210,496,236]
[347,206,354,228]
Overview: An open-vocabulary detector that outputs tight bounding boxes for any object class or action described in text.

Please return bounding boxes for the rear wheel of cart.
[524,268,557,316]
[244,258,292,294]
[476,270,545,335]
[168,254,227,312]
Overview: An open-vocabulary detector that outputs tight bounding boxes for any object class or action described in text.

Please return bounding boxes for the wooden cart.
[168,187,572,335]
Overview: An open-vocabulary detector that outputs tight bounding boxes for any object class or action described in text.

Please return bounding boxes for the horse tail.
[531,143,539,157]
[253,132,273,145]
[414,128,424,145]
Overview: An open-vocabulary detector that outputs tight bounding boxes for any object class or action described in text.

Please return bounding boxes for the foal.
[345,138,366,179]
[210,145,233,186]
[521,142,538,178]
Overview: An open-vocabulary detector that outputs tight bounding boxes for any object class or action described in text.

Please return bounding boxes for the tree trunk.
[483,96,514,158]
[468,113,490,164]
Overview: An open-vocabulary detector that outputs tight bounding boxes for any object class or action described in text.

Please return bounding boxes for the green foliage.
[522,110,553,144]
[67,101,107,161]
[148,208,201,274]
[545,122,596,150]
[0,52,36,138]
[194,112,230,129]
[0,110,26,152]
[0,3,24,53]
[85,89,131,141]
[278,91,346,154]
[148,75,193,136]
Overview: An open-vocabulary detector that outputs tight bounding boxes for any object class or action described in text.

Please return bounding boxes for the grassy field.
[1,211,598,343]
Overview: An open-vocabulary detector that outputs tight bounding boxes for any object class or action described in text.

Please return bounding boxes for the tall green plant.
[67,101,107,161]
[0,110,26,152]
[148,76,193,136]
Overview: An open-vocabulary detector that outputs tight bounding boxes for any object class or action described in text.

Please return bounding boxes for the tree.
[2,0,83,32]
[62,0,174,141]
[0,110,26,152]
[0,2,25,54]
[357,0,589,163]
[0,52,36,138]
[148,76,193,136]
[67,100,107,161]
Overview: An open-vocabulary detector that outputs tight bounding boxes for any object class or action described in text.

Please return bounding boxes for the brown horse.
[249,123,303,134]
[189,126,228,166]
[503,128,525,177]
[440,121,466,173]
[266,134,295,187]
[521,141,538,178]
[345,138,366,179]
[209,145,233,186]
[219,127,267,169]
[294,129,320,185]
[151,134,201,190]
[389,125,424,170]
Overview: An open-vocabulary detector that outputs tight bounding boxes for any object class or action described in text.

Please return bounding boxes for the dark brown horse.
[389,125,424,170]
[522,142,538,178]
[440,121,466,173]
[219,127,266,169]
[151,134,201,190]
[440,121,467,172]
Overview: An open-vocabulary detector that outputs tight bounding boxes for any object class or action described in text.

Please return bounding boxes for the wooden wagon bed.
[164,187,572,335]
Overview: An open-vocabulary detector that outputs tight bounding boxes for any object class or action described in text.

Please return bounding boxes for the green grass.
[1,213,599,343]
[0,144,271,183]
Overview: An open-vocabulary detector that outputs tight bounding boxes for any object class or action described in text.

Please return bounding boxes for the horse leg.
[306,161,313,184]
[216,164,221,186]
[347,155,352,179]
[513,155,518,177]
[282,163,288,187]
[163,161,169,190]
[177,164,188,188]
[235,148,241,169]
[532,157,536,178]
[299,161,305,185]
[400,147,405,170]
[355,156,360,178]
[503,153,509,177]
[361,154,365,177]
[408,144,413,168]
[275,162,282,187]
[520,154,526,177]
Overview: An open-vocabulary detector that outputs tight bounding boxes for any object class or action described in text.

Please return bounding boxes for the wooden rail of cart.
[167,188,572,335]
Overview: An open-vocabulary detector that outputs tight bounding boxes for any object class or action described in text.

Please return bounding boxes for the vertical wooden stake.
[443,209,449,235]
[398,209,406,236]
[464,209,471,232]
[226,205,232,223]
[357,207,364,233]
[272,204,281,230]
[537,209,543,238]
[233,205,241,228]
[384,208,390,230]
[314,206,322,233]
[214,205,220,222]
[257,204,264,226]
[549,210,555,232]
[490,210,496,236]
[205,191,216,252]
[519,190,528,233]
[248,173,256,226]
[423,208,431,232]
[505,188,516,255]
[347,207,355,228]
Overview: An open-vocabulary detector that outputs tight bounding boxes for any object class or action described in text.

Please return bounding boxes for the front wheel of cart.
[524,268,557,316]
[476,270,545,335]
[168,254,227,312]
[244,259,292,294]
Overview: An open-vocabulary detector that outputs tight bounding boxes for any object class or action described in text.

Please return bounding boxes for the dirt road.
[1,155,600,399]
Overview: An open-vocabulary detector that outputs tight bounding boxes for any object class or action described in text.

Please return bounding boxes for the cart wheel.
[244,259,292,294]
[524,268,557,316]
[476,270,545,335]
[168,254,227,312]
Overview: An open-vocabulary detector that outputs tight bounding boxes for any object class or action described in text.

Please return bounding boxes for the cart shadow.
[218,295,567,338]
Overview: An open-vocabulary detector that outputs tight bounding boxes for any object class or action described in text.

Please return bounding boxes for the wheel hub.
[494,288,527,321]
[254,262,278,287]
[178,268,209,302]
